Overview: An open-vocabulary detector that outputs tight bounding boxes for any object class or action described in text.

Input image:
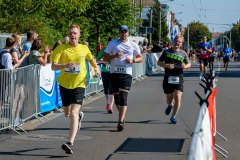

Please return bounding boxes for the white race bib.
[168,76,180,84]
[106,64,111,71]
[64,63,80,74]
[114,66,127,73]
[201,50,207,54]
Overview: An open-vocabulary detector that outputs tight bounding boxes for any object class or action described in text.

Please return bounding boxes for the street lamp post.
[187,25,190,48]
[221,26,232,48]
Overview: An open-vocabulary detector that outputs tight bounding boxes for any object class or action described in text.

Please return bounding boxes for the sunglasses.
[120,30,128,33]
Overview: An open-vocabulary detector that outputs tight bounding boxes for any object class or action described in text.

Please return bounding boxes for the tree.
[231,22,240,51]
[184,22,211,49]
[0,0,140,54]
[144,4,169,44]
[0,0,90,46]
[84,0,138,53]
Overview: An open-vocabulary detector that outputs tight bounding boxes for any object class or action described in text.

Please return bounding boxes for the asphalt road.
[0,61,239,160]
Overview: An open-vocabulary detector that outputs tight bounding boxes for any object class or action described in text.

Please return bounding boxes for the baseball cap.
[119,25,128,32]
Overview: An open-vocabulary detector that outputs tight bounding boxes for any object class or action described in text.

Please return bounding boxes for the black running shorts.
[59,85,85,106]
[110,73,132,94]
[101,72,113,95]
[199,57,209,66]
[223,57,230,63]
[162,74,184,94]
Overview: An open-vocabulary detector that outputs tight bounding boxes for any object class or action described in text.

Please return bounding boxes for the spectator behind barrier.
[21,30,38,67]
[11,34,30,68]
[28,39,51,66]
[0,37,16,69]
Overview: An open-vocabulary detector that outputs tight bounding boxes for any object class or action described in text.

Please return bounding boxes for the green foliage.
[231,22,240,51]
[84,0,137,51]
[184,22,211,49]
[146,4,169,43]
[0,0,140,55]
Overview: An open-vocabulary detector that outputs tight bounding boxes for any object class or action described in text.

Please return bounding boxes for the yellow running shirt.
[50,44,93,89]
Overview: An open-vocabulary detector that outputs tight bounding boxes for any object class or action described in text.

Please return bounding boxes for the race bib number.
[201,50,207,54]
[210,53,215,57]
[64,63,80,74]
[114,66,126,72]
[168,76,180,84]
[106,64,111,71]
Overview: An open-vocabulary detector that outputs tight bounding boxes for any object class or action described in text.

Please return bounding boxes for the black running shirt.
[158,48,190,76]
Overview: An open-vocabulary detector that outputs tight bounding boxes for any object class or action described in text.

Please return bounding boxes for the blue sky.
[165,0,240,32]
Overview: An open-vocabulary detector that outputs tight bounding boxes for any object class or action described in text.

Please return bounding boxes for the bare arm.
[157,61,175,69]
[182,62,191,69]
[103,51,123,62]
[134,54,142,63]
[126,54,143,63]
[51,62,67,70]
[103,53,116,62]
[89,58,100,77]
[13,51,30,68]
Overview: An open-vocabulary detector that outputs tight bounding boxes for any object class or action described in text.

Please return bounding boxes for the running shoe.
[117,121,124,131]
[78,111,84,130]
[199,73,203,80]
[106,105,113,114]
[165,105,173,115]
[62,142,73,154]
[170,116,177,124]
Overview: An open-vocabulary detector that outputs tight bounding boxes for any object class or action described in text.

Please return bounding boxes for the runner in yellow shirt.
[50,24,99,154]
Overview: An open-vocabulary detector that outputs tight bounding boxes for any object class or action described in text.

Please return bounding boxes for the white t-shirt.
[1,52,13,69]
[104,39,141,75]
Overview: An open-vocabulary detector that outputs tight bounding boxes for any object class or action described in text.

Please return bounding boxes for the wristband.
[132,58,135,63]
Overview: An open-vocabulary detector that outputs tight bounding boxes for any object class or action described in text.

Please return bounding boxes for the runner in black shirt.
[157,35,191,124]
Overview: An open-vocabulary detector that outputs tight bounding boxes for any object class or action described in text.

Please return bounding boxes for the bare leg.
[105,94,109,106]
[166,93,174,106]
[109,94,114,107]
[14,86,25,123]
[172,90,183,116]
[118,106,127,122]
[64,106,70,117]
[69,104,81,144]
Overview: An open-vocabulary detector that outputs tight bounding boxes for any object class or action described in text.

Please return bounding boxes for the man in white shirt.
[104,25,142,131]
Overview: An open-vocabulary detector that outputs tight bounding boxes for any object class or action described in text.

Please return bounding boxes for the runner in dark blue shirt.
[222,43,232,71]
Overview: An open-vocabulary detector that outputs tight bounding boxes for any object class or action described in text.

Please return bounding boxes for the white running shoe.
[199,73,203,80]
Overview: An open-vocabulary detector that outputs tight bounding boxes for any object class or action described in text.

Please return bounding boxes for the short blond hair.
[69,24,80,31]
[174,35,184,42]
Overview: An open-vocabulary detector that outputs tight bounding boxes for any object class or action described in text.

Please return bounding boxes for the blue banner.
[39,64,59,113]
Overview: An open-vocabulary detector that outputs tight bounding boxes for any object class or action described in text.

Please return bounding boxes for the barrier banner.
[39,62,98,112]
[194,109,213,160]
[207,88,218,160]
[39,64,58,113]
[55,70,62,107]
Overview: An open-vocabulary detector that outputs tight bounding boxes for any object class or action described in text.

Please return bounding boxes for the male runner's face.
[174,37,183,50]
[120,30,128,41]
[203,37,207,42]
[68,27,80,44]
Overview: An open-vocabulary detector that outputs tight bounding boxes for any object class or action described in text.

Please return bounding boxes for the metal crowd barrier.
[0,69,14,132]
[188,71,228,159]
[0,65,40,134]
[188,90,213,160]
